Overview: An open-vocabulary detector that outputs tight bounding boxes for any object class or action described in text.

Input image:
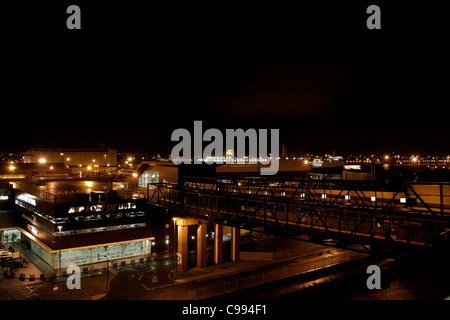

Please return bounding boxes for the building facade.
[0,182,173,272]
[23,148,118,177]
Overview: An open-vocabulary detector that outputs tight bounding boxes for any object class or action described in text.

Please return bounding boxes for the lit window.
[371,196,376,202]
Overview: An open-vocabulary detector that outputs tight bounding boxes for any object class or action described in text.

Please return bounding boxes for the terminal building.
[0,181,172,273]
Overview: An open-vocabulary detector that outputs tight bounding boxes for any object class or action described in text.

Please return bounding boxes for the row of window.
[56,239,151,267]
[56,211,146,223]
[58,223,146,236]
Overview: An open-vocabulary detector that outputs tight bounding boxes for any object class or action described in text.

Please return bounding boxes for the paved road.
[1,239,350,300]
[106,247,221,299]
[107,257,176,299]
[0,251,201,300]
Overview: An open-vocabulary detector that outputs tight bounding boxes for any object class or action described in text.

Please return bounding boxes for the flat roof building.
[0,163,72,180]
[24,148,117,167]
[23,148,118,178]
[1,180,172,273]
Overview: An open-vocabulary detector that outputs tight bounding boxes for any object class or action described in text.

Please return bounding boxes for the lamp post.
[172,217,177,279]
[104,255,110,293]
[57,226,62,293]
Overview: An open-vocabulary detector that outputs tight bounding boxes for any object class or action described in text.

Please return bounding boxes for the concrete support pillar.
[214,224,223,264]
[177,225,188,272]
[197,222,207,268]
[231,227,240,261]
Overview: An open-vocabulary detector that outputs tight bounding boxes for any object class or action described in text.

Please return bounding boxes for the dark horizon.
[0,2,446,156]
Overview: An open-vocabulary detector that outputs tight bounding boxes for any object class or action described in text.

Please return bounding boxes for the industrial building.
[23,148,118,177]
[0,163,72,180]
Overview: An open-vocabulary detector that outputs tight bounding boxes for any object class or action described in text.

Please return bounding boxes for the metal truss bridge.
[147,177,450,253]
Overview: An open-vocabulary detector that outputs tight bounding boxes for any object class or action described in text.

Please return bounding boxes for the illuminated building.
[23,148,117,175]
[1,182,172,273]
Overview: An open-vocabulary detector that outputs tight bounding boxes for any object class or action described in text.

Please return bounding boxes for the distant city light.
[39,158,46,163]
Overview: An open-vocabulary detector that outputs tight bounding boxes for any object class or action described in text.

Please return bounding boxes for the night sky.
[0,2,446,156]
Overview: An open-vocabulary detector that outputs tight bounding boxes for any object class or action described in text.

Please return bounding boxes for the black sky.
[0,2,447,155]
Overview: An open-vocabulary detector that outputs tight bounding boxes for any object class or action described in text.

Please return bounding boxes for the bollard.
[29,274,35,281]
[40,274,46,281]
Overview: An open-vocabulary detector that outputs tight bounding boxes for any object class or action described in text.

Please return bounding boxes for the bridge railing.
[147,178,450,250]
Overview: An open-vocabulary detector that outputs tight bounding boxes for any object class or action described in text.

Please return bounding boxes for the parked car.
[0,250,12,260]
[1,258,24,268]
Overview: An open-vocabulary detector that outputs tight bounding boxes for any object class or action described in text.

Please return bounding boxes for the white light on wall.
[371,196,376,202]
[30,226,38,236]
[300,192,305,198]
[321,194,327,199]
[400,197,407,203]
[345,195,351,200]
[17,194,36,206]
